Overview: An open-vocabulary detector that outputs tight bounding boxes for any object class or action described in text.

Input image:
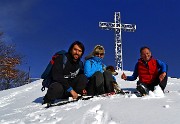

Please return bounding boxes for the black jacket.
[51,53,83,91]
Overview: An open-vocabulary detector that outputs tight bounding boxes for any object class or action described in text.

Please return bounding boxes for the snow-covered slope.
[0,71,180,124]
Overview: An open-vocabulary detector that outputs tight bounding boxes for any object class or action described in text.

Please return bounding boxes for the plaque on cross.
[99,12,136,70]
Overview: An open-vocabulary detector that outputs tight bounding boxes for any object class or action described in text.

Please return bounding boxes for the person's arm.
[126,63,138,81]
[157,59,167,82]
[157,59,167,73]
[84,60,96,78]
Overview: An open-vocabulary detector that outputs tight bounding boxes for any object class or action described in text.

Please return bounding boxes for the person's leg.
[136,81,149,95]
[103,70,115,93]
[86,77,96,96]
[150,74,168,92]
[159,75,167,91]
[43,82,64,103]
[71,74,88,95]
[86,71,105,95]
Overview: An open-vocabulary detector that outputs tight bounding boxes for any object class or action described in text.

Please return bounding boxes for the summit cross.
[99,12,136,70]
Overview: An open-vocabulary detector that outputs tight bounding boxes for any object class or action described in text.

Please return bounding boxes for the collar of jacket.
[91,56,103,62]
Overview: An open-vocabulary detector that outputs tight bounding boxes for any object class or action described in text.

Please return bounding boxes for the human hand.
[70,90,79,99]
[121,72,127,80]
[159,72,166,82]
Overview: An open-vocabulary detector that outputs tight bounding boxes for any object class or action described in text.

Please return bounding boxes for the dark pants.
[86,71,114,96]
[44,74,87,102]
[137,74,168,92]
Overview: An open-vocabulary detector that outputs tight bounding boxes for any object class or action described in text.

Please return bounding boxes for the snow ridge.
[0,73,180,124]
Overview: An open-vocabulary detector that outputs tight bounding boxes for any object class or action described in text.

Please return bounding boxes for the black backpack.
[41,50,67,91]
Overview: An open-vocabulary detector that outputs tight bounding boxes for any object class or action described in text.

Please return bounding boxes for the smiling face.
[93,45,105,59]
[140,48,152,62]
[71,44,83,61]
[94,52,104,58]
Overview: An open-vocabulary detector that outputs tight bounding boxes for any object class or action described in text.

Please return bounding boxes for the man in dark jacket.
[43,41,88,104]
[121,46,168,95]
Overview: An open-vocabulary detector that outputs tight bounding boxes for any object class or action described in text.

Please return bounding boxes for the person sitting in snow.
[121,46,168,96]
[43,41,88,104]
[84,45,116,96]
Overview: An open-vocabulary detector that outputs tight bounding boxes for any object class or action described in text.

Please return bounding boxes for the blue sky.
[0,0,179,78]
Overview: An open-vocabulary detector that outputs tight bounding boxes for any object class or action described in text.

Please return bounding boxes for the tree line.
[0,32,29,91]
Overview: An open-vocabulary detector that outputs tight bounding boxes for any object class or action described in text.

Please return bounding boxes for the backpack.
[41,50,67,92]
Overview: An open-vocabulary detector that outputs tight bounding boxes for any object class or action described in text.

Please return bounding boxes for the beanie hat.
[92,45,105,56]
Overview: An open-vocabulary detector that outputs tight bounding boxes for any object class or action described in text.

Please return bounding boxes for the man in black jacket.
[43,41,88,104]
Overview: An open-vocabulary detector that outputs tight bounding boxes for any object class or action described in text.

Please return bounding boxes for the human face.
[95,52,104,58]
[140,48,151,62]
[71,44,83,61]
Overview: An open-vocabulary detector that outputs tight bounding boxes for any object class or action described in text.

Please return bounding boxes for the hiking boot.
[136,84,149,96]
[42,96,54,105]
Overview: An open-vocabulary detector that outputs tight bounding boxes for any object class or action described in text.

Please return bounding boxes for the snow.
[0,71,180,124]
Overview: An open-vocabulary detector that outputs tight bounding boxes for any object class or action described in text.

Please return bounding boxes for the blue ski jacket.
[84,56,106,78]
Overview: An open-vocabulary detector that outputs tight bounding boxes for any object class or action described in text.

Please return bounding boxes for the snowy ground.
[0,71,180,124]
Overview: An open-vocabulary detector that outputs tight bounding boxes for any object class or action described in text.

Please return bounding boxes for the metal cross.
[99,12,136,70]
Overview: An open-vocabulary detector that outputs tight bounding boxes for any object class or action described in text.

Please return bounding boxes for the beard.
[73,54,81,60]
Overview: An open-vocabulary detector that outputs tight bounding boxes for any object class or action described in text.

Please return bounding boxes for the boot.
[136,83,149,96]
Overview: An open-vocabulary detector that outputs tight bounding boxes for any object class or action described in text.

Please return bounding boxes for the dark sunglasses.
[95,52,104,56]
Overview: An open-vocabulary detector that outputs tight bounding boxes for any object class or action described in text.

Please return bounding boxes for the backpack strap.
[62,54,67,69]
[55,50,67,69]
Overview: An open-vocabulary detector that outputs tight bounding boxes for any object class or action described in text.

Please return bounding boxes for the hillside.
[0,71,180,124]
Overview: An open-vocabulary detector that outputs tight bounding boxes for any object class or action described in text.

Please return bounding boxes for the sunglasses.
[95,52,104,56]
